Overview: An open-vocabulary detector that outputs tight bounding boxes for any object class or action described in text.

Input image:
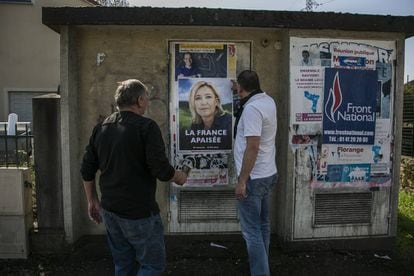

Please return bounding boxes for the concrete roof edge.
[83,0,101,6]
[41,7,414,38]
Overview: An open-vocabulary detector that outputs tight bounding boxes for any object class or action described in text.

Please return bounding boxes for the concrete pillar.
[31,94,65,252]
[390,37,405,237]
[60,26,82,243]
[32,94,62,228]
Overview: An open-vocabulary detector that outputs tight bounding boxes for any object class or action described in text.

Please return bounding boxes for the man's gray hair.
[114,79,148,108]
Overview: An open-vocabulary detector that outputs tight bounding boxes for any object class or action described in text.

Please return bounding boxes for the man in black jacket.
[81,79,187,276]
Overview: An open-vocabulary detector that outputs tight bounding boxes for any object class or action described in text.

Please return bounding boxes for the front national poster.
[322,68,377,145]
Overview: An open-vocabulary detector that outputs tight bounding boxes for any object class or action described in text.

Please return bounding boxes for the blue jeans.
[101,209,166,276]
[238,174,277,276]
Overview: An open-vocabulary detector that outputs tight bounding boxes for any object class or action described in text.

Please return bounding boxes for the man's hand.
[83,180,102,224]
[236,136,259,201]
[235,179,247,200]
[88,198,102,224]
[172,170,188,185]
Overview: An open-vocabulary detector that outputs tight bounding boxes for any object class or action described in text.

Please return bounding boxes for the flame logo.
[324,71,343,123]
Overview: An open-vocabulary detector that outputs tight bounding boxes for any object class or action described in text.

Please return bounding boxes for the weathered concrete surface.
[60,26,84,242]
[31,94,66,253]
[43,7,414,37]
[32,94,63,229]
[72,25,285,236]
[47,7,412,248]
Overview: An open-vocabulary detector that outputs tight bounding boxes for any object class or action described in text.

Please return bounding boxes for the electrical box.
[0,168,33,258]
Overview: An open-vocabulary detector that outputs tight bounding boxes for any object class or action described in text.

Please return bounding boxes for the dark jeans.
[101,208,166,276]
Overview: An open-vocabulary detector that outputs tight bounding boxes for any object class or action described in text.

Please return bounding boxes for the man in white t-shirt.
[234,70,277,276]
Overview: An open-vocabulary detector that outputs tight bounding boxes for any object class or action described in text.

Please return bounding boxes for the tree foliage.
[405,81,414,95]
[97,0,129,6]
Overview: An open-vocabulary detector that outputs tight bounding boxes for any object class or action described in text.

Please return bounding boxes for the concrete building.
[42,7,414,249]
[0,0,98,124]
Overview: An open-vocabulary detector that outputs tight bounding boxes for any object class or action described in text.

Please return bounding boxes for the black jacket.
[80,111,175,219]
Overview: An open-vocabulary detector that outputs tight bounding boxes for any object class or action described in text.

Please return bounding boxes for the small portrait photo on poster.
[174,43,228,80]
[175,52,202,80]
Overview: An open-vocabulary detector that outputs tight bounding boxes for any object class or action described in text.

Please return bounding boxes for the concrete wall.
[0,0,95,122]
[60,25,406,245]
[60,25,287,239]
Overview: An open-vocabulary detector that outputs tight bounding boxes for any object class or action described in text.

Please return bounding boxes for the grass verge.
[397,190,414,260]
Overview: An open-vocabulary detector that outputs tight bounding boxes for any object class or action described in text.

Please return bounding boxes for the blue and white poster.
[290,67,324,123]
[323,68,377,145]
[326,164,371,183]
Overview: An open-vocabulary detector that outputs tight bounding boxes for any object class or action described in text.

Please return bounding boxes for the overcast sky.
[129,0,414,83]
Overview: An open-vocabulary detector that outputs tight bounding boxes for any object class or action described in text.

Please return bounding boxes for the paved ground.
[1,235,413,275]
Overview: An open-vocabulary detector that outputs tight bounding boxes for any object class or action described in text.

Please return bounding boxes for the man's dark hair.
[237,70,261,92]
[183,52,192,59]
[114,79,147,108]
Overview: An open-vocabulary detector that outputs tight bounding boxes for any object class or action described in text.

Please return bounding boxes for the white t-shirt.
[301,58,313,66]
[234,92,277,179]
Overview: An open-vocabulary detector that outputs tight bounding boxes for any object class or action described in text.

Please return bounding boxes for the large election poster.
[290,37,395,188]
[322,68,377,145]
[178,78,233,152]
[170,41,250,187]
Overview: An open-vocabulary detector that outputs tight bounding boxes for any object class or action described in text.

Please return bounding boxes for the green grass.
[179,108,193,130]
[397,190,414,259]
